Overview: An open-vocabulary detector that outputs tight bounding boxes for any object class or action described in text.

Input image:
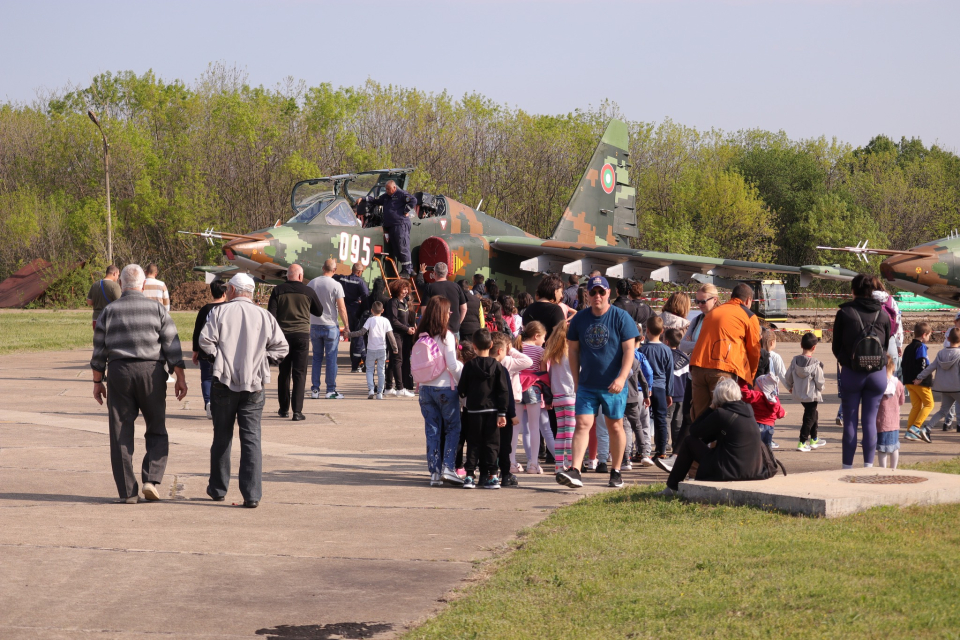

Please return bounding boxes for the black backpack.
[850,310,886,373]
[759,442,787,479]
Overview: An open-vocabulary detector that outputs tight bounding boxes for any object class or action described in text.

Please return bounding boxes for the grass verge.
[0,310,198,355]
[406,459,960,639]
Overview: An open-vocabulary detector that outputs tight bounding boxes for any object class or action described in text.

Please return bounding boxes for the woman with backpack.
[414,296,464,487]
[832,274,891,469]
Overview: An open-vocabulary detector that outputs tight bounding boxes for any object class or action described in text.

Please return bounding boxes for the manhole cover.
[839,475,928,484]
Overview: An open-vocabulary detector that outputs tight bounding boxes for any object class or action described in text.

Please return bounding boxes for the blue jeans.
[758,423,774,449]
[419,386,462,473]
[366,348,387,393]
[208,384,264,503]
[199,359,213,406]
[310,324,340,393]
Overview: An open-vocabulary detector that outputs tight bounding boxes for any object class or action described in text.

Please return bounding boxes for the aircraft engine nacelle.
[415,234,489,284]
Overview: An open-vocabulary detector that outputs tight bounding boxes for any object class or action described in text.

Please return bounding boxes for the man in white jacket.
[199,273,288,508]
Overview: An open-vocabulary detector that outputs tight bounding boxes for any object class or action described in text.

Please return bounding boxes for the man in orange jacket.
[689,283,762,420]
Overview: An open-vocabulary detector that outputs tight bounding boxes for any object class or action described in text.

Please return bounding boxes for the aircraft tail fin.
[549,119,636,246]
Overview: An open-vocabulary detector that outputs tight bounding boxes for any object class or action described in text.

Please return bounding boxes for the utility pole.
[87,110,112,266]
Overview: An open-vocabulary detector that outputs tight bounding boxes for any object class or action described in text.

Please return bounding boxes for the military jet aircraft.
[181,119,859,295]
[818,236,960,307]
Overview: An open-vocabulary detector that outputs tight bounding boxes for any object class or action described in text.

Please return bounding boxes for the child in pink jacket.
[877,355,906,468]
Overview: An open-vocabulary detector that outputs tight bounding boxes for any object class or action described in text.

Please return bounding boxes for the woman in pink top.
[876,355,906,468]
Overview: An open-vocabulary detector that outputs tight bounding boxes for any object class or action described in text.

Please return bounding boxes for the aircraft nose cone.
[880,260,895,281]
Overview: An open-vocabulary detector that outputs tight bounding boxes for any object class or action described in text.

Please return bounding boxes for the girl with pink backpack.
[412,296,465,487]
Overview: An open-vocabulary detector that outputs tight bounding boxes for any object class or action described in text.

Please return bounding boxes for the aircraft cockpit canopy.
[289,168,416,227]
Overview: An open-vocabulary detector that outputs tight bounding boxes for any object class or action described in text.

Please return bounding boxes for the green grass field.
[0,310,199,355]
[406,459,960,639]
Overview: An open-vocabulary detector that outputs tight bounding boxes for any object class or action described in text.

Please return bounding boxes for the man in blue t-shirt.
[559,276,640,490]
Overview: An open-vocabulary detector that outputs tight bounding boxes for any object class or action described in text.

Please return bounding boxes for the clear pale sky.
[2,0,957,150]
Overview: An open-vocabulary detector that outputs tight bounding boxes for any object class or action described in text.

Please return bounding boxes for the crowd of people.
[85,259,948,503]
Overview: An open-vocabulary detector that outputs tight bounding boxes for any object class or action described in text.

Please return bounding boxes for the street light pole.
[87,110,112,266]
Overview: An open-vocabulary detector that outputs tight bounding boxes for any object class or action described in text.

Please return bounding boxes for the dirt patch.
[171,281,211,311]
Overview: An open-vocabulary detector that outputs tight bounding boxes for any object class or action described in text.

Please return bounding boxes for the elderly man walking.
[199,274,288,508]
[91,264,187,503]
[268,264,322,421]
[688,283,762,420]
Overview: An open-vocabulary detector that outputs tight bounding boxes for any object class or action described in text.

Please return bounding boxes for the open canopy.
[288,168,415,225]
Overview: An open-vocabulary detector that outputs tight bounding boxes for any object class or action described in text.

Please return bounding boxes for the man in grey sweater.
[91,264,187,504]
[199,273,288,508]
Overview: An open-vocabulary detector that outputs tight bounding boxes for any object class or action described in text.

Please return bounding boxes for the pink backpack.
[410,333,450,387]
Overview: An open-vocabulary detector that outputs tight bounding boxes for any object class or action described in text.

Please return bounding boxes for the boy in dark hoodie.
[457,328,511,489]
[903,322,934,443]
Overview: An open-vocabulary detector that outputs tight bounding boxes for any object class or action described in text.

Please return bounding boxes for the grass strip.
[407,459,960,639]
[0,310,198,355]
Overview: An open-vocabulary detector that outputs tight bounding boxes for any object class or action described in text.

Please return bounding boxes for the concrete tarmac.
[1,342,959,638]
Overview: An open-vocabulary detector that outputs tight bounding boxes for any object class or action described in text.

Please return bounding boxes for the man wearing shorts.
[558,275,640,489]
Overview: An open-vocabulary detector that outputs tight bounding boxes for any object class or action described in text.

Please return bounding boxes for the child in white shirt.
[347,301,397,399]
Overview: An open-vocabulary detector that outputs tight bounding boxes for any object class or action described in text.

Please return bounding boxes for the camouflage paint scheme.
[190,120,860,294]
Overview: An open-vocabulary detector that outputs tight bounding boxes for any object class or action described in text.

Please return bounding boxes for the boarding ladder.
[374,255,421,313]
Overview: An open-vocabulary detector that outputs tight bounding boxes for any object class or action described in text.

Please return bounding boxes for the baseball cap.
[587,275,610,291]
[228,273,256,292]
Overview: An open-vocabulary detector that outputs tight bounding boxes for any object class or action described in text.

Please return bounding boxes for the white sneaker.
[809,437,827,449]
[386,389,398,397]
[584,459,597,471]
[311,389,320,399]
[429,472,442,487]
[441,467,464,485]
[375,393,383,400]
[205,402,212,420]
[326,391,344,399]
[797,441,812,452]
[622,461,633,471]
[142,482,160,501]
[398,389,415,397]
[367,390,375,399]
[640,457,654,467]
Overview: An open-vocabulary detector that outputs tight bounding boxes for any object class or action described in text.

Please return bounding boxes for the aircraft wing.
[489,237,858,287]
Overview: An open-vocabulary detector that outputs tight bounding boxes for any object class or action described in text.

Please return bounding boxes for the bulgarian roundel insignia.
[600,163,616,194]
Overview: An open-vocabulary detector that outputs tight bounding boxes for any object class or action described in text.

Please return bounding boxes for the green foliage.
[3,67,960,296]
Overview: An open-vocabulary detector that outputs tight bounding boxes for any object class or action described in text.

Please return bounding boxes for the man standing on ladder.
[358,180,417,276]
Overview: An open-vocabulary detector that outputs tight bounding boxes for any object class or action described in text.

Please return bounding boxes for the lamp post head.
[87,110,100,127]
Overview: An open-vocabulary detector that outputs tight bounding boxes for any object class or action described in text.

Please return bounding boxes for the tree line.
[1,63,958,291]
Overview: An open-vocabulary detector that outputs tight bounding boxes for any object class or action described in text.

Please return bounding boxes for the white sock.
[890,450,900,469]
[842,464,853,469]
[864,462,874,468]
[877,452,889,468]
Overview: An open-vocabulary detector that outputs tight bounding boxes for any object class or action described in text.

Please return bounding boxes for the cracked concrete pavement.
[1,342,959,638]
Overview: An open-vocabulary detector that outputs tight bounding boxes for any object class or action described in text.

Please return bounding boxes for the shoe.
[630,454,643,463]
[142,482,160,501]
[608,470,624,488]
[292,412,305,421]
[278,409,289,418]
[809,437,826,449]
[525,463,543,475]
[243,500,259,508]
[326,391,344,399]
[501,473,519,487]
[350,367,360,374]
[836,417,842,426]
[659,487,678,498]
[640,457,654,467]
[510,462,524,474]
[595,462,608,474]
[123,496,139,504]
[441,467,464,486]
[359,365,366,373]
[771,441,780,449]
[920,426,933,443]
[653,456,674,474]
[622,461,633,471]
[386,388,398,397]
[904,426,922,441]
[557,467,583,488]
[463,475,476,489]
[430,472,442,487]
[456,468,466,478]
[206,487,224,502]
[582,459,597,472]
[481,476,501,490]
[311,389,320,399]
[797,441,812,452]
[376,393,383,400]
[398,389,415,397]
[205,402,212,420]
[942,421,950,432]
[368,391,375,399]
